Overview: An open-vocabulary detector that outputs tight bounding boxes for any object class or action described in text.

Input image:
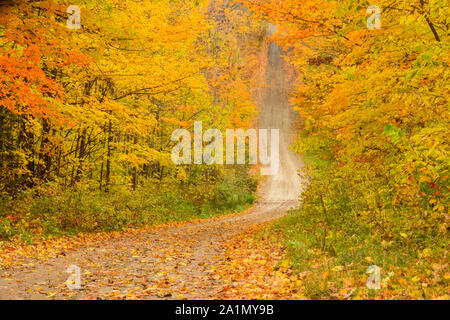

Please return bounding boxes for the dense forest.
[0,0,448,300]
[0,0,263,241]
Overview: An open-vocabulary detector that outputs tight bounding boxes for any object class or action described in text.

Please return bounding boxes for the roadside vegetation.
[244,0,449,299]
[0,166,257,243]
[0,0,262,244]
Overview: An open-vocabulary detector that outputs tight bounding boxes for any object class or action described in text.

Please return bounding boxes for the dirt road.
[0,28,304,300]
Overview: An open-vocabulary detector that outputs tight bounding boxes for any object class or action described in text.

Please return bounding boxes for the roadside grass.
[0,169,257,245]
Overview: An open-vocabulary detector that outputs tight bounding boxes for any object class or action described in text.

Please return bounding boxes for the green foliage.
[0,1,263,245]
